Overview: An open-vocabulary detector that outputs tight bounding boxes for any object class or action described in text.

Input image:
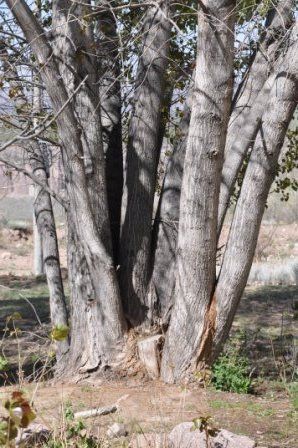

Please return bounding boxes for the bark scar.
[196,293,217,367]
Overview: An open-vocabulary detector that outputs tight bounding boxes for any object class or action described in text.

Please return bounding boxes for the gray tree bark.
[119,0,171,326]
[150,0,294,324]
[29,142,69,360]
[161,0,236,383]
[206,25,298,364]
[6,0,127,372]
[32,202,44,276]
[217,0,295,233]
[96,2,123,263]
[0,39,69,359]
[32,0,44,277]
[149,89,193,325]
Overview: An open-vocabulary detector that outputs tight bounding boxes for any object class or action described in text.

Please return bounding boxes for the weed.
[211,333,252,393]
[192,416,218,448]
[0,355,10,372]
[287,382,298,411]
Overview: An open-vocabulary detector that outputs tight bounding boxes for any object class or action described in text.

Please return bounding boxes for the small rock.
[15,423,50,447]
[106,422,128,439]
[0,251,12,260]
[168,422,256,448]
[215,429,256,448]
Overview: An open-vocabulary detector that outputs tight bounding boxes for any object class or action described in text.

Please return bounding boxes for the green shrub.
[212,334,252,393]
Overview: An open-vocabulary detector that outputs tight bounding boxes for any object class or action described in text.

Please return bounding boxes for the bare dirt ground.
[0,224,297,447]
[0,378,297,447]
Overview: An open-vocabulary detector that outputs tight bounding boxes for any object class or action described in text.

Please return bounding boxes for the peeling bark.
[195,294,217,368]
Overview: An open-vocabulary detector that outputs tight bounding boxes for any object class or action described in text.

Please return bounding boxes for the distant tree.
[0,0,297,382]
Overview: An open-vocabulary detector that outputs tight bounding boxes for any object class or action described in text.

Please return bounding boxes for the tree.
[0,38,69,359]
[1,0,297,382]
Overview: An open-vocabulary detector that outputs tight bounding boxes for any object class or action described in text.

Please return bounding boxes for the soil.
[0,379,297,447]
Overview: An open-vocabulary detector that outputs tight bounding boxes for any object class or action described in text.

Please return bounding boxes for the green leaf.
[51,325,69,341]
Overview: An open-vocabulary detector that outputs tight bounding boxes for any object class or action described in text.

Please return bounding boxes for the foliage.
[45,402,98,448]
[212,334,252,393]
[232,126,298,205]
[274,128,298,201]
[192,415,219,448]
[0,355,10,372]
[287,382,298,411]
[192,415,218,436]
[50,325,69,342]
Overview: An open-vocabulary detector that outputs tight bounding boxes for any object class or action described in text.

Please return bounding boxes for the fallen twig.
[74,404,118,419]
[73,394,129,419]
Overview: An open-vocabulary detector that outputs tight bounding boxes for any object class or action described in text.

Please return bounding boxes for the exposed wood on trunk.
[138,334,163,379]
[119,0,171,326]
[195,294,217,368]
[32,203,44,276]
[161,0,236,383]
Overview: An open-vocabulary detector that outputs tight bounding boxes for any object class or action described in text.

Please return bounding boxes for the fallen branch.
[74,404,118,419]
[73,394,129,419]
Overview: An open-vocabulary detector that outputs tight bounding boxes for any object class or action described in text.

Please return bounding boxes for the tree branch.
[0,155,68,208]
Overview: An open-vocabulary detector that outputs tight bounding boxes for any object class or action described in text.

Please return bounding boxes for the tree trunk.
[0,37,68,358]
[6,0,127,372]
[52,0,112,252]
[119,0,171,326]
[31,0,44,277]
[150,0,294,324]
[32,202,44,276]
[149,89,193,325]
[29,142,69,359]
[217,0,294,233]
[161,0,236,383]
[96,2,123,264]
[203,25,298,364]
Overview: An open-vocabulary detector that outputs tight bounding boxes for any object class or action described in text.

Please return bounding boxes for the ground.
[0,224,297,447]
[1,378,297,447]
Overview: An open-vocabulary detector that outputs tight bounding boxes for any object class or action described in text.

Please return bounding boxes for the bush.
[212,335,252,394]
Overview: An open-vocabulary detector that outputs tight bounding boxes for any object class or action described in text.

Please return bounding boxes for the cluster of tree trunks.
[1,0,297,382]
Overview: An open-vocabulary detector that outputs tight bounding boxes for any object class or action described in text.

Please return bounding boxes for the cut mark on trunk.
[196,293,217,368]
